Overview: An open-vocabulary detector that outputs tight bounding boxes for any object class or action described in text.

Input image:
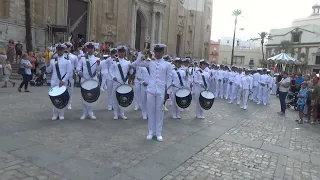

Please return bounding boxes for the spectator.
[296,74,304,87]
[277,71,291,116]
[308,76,320,124]
[295,82,309,124]
[0,51,7,81]
[15,41,23,63]
[18,53,32,92]
[43,47,53,64]
[27,51,37,79]
[2,59,15,87]
[36,52,46,73]
[6,39,15,63]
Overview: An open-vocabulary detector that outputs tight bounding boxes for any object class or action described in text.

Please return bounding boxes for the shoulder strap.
[55,57,67,81]
[114,58,128,83]
[175,68,184,87]
[85,54,97,78]
[198,70,207,89]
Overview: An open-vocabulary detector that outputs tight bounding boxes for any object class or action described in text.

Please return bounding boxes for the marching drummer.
[171,58,187,119]
[46,43,73,120]
[132,44,172,142]
[76,42,101,120]
[64,42,78,110]
[109,46,133,120]
[193,59,211,119]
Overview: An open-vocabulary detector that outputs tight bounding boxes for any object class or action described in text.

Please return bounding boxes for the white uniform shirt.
[240,75,253,90]
[132,52,172,95]
[46,55,73,86]
[77,54,100,80]
[228,71,236,83]
[99,59,109,74]
[234,73,242,86]
[109,58,132,84]
[65,53,78,71]
[253,72,260,87]
[216,70,224,81]
[194,69,210,91]
[172,67,187,89]
[259,74,271,87]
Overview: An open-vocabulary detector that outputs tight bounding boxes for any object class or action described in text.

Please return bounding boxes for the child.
[2,59,15,88]
[296,82,309,124]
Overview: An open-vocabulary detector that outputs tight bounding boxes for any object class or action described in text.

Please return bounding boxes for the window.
[292,34,301,43]
[249,59,254,65]
[234,56,245,65]
[316,56,320,64]
[227,40,230,43]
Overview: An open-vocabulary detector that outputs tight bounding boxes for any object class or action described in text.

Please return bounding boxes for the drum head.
[49,86,67,96]
[200,91,215,99]
[81,80,99,90]
[175,88,192,110]
[199,90,215,110]
[116,85,134,107]
[48,86,69,109]
[176,88,190,98]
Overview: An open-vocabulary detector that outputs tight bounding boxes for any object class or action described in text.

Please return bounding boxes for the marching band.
[47,41,277,142]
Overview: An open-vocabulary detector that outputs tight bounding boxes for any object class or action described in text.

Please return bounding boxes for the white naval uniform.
[252,72,260,102]
[215,69,224,98]
[258,74,271,105]
[106,57,114,110]
[271,77,277,95]
[232,72,243,104]
[240,74,253,110]
[77,54,100,119]
[208,69,216,94]
[193,69,211,118]
[46,55,73,119]
[266,74,273,104]
[109,57,132,119]
[132,52,172,137]
[99,59,109,91]
[134,67,150,118]
[227,71,236,101]
[223,70,229,99]
[171,67,187,119]
[65,53,78,108]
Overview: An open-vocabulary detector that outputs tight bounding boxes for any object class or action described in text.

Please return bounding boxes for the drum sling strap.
[85,55,97,78]
[199,70,207,89]
[175,68,184,87]
[54,57,67,83]
[114,59,129,83]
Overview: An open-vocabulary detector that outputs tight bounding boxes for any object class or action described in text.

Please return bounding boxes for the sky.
[211,0,319,41]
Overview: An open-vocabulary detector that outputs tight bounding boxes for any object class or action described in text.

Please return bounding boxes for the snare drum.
[81,80,100,103]
[175,88,192,110]
[116,84,134,107]
[48,86,70,109]
[199,90,215,110]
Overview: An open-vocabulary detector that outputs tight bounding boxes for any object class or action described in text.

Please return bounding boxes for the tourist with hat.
[193,59,211,119]
[132,44,172,142]
[109,46,133,120]
[64,42,78,110]
[76,42,101,120]
[46,43,73,120]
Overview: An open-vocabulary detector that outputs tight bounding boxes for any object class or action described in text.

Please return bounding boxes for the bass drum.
[175,88,192,110]
[48,85,70,109]
[81,80,100,104]
[199,90,215,110]
[116,84,134,107]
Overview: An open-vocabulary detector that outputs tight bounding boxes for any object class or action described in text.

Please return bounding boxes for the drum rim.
[116,84,133,92]
[175,88,191,98]
[81,79,99,86]
[200,90,215,99]
[48,85,67,96]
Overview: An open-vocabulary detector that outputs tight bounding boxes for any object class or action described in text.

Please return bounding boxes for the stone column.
[151,12,156,45]
[131,2,137,48]
[158,13,163,43]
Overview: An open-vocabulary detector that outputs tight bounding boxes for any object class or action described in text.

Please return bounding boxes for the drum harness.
[198,70,208,90]
[54,57,68,86]
[114,58,130,85]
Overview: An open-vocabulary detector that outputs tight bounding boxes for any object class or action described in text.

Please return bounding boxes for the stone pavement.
[0,85,320,180]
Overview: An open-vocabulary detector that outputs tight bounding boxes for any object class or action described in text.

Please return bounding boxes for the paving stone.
[0,135,39,152]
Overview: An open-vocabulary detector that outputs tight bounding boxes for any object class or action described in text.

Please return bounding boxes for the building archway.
[135,10,147,51]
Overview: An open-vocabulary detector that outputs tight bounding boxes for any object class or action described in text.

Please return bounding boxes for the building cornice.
[266,42,320,47]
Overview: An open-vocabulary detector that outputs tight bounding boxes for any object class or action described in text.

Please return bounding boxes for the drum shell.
[175,89,192,109]
[81,81,100,103]
[199,90,215,110]
[116,85,134,108]
[49,88,70,109]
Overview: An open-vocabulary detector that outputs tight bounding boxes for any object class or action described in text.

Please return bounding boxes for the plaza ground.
[0,85,319,180]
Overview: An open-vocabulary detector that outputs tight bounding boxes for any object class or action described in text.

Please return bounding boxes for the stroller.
[285,91,298,111]
[30,67,48,86]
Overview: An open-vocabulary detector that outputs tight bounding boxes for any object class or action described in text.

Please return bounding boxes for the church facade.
[0,0,212,59]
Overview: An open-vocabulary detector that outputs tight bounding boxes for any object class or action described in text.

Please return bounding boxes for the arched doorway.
[135,10,147,51]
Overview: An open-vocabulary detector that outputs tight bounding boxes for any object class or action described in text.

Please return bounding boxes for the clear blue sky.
[211,0,318,41]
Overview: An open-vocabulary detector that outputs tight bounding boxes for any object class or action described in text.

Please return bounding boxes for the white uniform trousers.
[51,84,65,118]
[252,86,259,102]
[215,79,222,97]
[134,82,141,109]
[140,84,148,118]
[100,73,108,90]
[147,92,165,136]
[112,81,125,118]
[106,79,113,109]
[67,78,74,107]
[266,88,271,104]
[195,88,204,118]
[241,89,250,109]
[226,82,232,99]
[236,87,242,104]
[271,83,277,95]
[223,80,228,98]
[209,79,215,95]
[170,87,181,118]
[258,85,268,105]
[229,84,238,103]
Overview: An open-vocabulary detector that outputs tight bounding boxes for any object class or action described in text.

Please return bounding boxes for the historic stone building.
[0,0,212,59]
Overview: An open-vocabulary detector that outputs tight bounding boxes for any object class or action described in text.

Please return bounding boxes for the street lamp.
[230,9,242,66]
